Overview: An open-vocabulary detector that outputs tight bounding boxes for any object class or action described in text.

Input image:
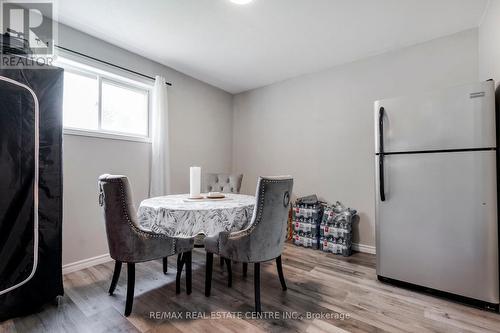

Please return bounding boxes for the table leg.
[242,262,248,277]
[185,251,192,295]
[205,252,214,297]
[224,258,232,287]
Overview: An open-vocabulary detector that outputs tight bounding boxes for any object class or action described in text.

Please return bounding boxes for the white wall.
[479,0,500,83]
[61,22,485,263]
[59,24,233,265]
[233,29,479,247]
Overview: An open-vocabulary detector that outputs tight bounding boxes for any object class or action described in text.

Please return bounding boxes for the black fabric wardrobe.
[0,43,64,321]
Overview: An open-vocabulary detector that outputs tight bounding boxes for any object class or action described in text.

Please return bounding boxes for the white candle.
[190,166,201,198]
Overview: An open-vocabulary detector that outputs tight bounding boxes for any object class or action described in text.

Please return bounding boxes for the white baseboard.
[352,243,376,254]
[62,253,112,275]
[61,243,375,275]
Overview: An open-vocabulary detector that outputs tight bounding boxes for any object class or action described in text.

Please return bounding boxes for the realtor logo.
[1,0,54,56]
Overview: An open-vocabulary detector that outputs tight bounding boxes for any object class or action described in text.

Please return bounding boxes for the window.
[57,57,152,142]
[101,80,149,136]
[63,70,99,130]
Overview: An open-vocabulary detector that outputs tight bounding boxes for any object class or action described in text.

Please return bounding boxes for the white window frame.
[56,57,153,143]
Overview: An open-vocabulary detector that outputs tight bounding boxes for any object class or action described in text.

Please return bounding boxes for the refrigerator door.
[374,81,496,153]
[375,150,499,303]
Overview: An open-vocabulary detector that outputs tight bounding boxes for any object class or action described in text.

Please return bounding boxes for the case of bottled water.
[290,196,357,256]
[319,201,357,256]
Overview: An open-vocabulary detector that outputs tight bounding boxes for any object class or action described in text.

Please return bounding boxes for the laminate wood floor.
[1,243,500,333]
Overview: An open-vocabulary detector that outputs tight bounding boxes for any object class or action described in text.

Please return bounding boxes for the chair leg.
[254,262,261,313]
[225,258,232,287]
[124,263,135,317]
[185,251,192,295]
[176,253,184,294]
[242,263,248,277]
[162,257,168,274]
[108,261,122,295]
[276,255,287,291]
[205,252,214,297]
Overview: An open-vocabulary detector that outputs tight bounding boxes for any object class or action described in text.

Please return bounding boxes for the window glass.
[63,71,99,130]
[101,80,149,136]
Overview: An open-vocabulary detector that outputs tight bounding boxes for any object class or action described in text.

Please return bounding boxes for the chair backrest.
[98,174,140,260]
[203,173,243,193]
[244,176,293,262]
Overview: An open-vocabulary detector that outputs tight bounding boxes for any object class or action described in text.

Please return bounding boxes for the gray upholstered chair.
[203,173,244,268]
[203,173,243,193]
[204,176,293,312]
[98,174,194,316]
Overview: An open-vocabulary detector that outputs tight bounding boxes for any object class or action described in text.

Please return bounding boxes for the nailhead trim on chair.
[100,177,177,255]
[217,178,292,254]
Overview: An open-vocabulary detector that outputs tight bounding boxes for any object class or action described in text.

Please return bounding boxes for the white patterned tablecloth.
[137,193,255,238]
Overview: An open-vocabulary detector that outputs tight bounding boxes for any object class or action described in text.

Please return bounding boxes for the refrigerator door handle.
[379,107,386,201]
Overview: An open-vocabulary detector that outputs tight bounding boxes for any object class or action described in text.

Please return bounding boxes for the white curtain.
[149,75,170,197]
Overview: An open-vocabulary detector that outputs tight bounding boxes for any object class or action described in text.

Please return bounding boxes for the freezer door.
[375,151,499,303]
[374,81,496,153]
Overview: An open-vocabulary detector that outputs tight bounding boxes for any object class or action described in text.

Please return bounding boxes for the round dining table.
[137,193,256,241]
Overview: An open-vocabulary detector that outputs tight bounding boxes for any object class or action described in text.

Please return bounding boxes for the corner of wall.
[230,93,238,174]
[478,0,500,84]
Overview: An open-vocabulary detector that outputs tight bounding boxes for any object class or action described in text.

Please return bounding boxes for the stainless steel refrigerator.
[374,80,499,311]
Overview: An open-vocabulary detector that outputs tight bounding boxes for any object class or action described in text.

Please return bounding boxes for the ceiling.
[57,0,489,94]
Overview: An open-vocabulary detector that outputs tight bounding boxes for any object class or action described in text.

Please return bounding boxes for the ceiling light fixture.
[230,0,253,5]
